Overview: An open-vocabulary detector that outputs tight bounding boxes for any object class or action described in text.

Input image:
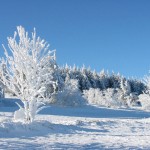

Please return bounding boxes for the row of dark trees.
[58,64,146,96]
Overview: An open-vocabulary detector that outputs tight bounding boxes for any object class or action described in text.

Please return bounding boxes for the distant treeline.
[59,65,146,95]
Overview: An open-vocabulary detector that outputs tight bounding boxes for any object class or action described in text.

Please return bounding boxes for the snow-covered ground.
[0,99,150,149]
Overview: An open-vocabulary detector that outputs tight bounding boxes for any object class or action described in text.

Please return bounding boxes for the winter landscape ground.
[0,99,150,150]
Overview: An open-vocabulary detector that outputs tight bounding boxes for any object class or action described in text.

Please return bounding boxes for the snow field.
[0,105,150,149]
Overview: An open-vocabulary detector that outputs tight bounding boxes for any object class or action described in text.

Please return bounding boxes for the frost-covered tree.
[138,75,150,110]
[120,78,131,96]
[0,26,57,123]
[109,72,121,89]
[99,69,110,90]
[144,75,150,93]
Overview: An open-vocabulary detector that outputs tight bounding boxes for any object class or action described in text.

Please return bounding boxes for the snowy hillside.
[0,99,150,149]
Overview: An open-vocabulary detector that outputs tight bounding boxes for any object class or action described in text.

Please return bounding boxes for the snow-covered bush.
[83,88,126,108]
[0,26,57,123]
[50,78,85,106]
[138,75,150,110]
[125,93,140,107]
[14,107,25,121]
[138,94,150,110]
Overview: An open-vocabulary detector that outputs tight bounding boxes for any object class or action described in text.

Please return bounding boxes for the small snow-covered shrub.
[138,94,150,110]
[14,107,25,122]
[124,93,140,107]
[50,79,86,106]
[137,75,150,110]
[83,88,127,108]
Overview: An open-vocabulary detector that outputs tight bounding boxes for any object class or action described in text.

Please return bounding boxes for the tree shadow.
[0,120,108,139]
[0,139,42,150]
[39,105,150,119]
[45,142,106,150]
[1,99,150,119]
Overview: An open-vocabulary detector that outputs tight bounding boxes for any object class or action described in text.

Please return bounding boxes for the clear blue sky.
[0,0,150,78]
